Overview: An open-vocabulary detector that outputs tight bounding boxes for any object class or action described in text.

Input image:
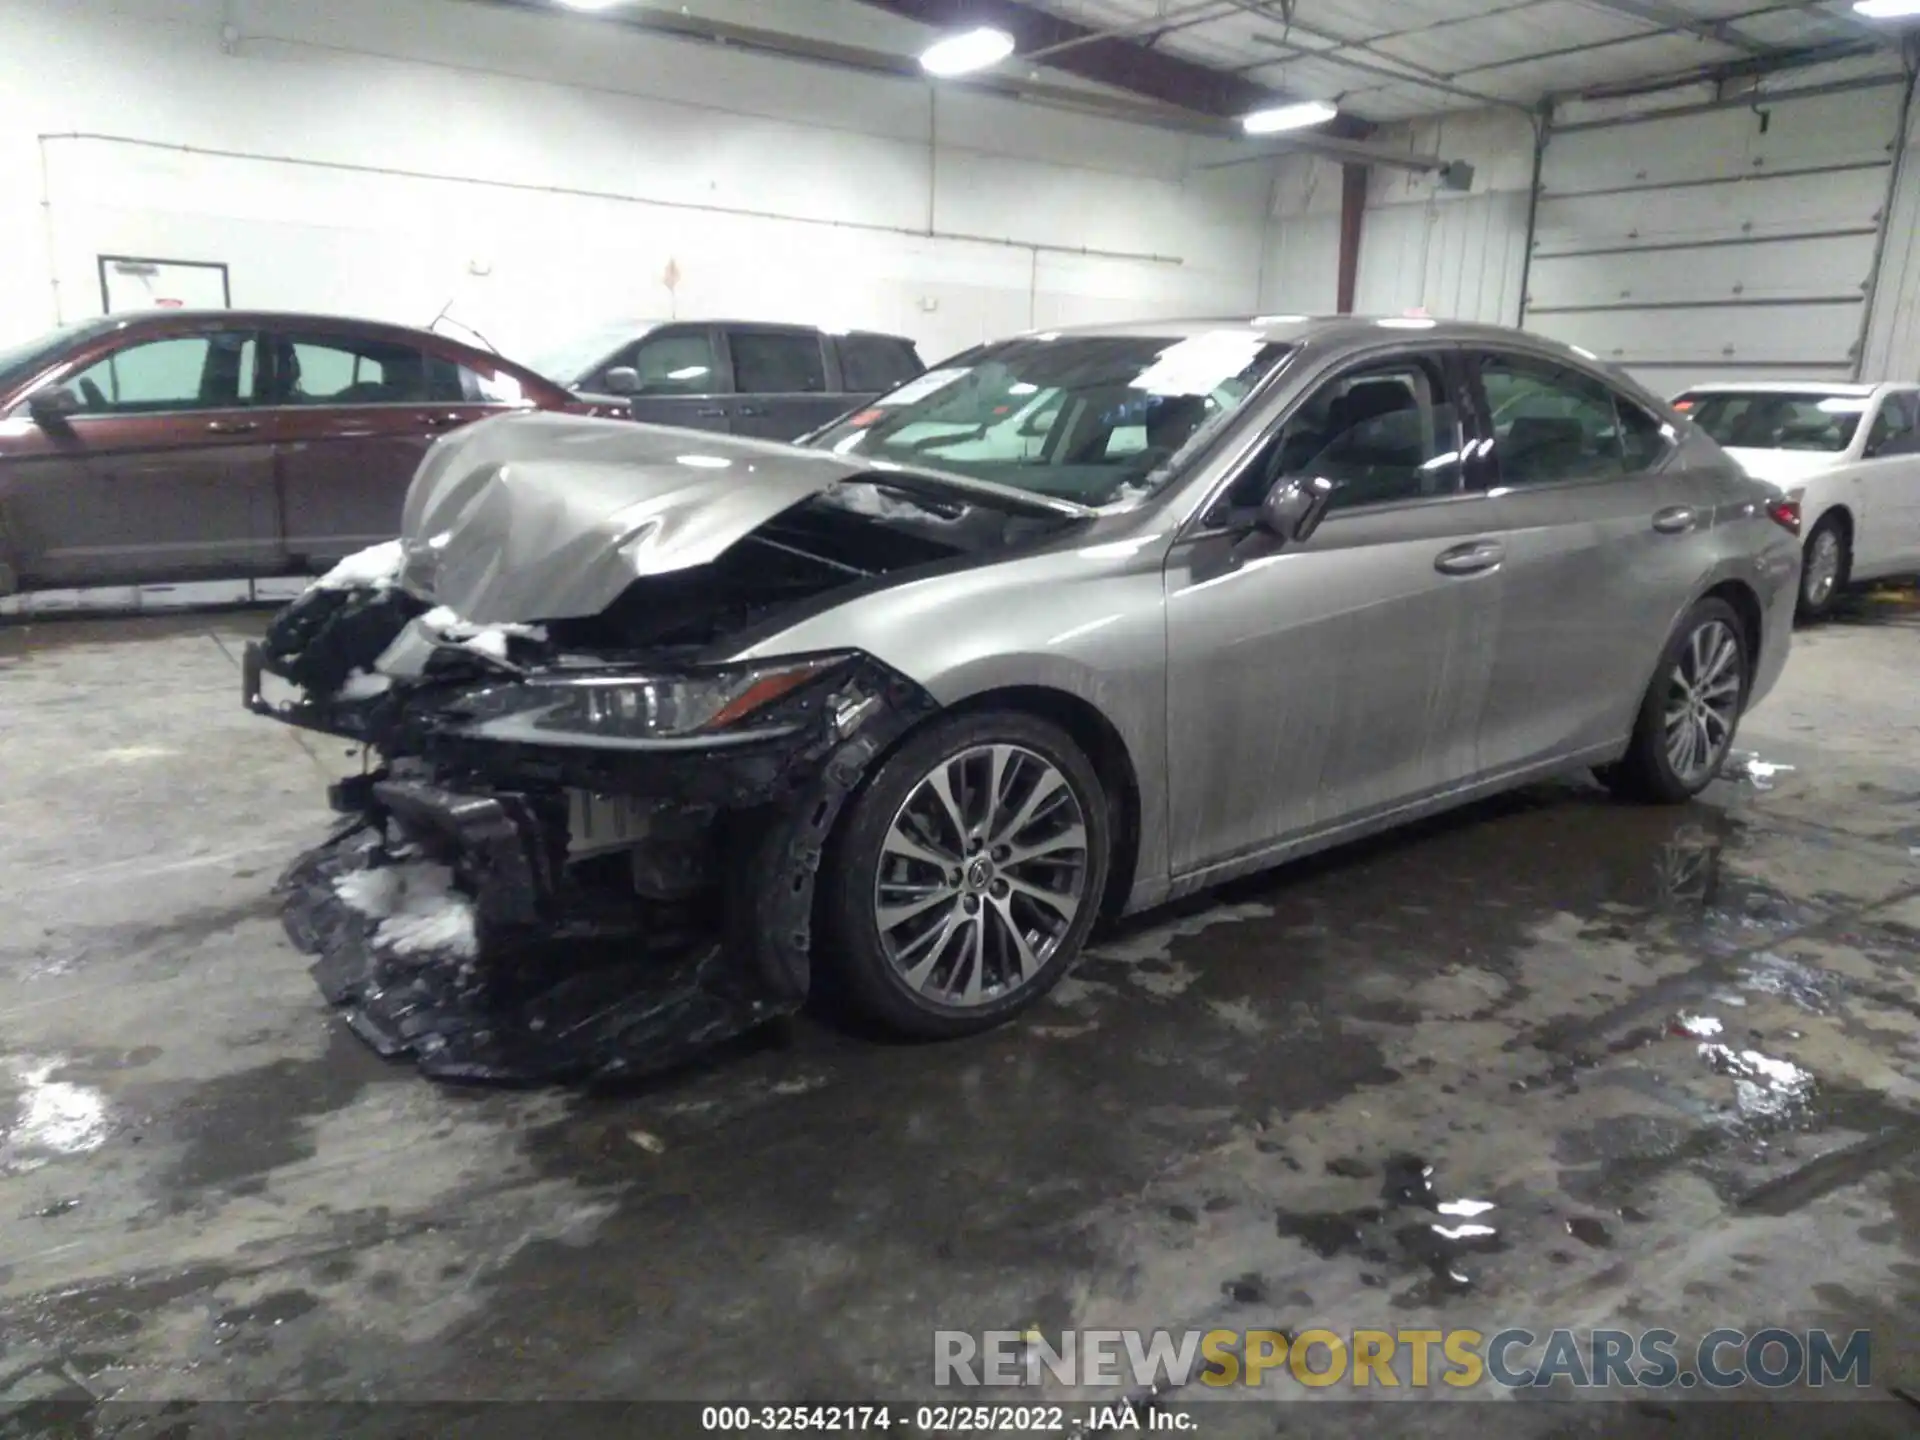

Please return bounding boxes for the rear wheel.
[1797,516,1849,622]
[1601,597,1749,805]
[820,710,1110,1037]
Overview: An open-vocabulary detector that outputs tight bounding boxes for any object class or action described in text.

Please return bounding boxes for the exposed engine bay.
[248,416,1086,1081]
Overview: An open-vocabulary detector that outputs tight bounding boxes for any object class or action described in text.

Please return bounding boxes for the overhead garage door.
[1523,79,1908,396]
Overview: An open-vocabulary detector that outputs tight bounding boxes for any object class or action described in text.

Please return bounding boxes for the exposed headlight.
[447,653,855,748]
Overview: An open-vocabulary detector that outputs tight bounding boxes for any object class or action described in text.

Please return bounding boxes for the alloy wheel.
[1663,618,1742,788]
[1803,528,1842,609]
[874,743,1090,1008]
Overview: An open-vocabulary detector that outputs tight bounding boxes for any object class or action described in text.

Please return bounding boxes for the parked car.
[1671,381,1920,620]
[0,310,593,594]
[248,316,1799,1079]
[529,320,925,439]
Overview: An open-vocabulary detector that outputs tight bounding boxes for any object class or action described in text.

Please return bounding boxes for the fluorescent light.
[1854,0,1920,17]
[555,0,624,9]
[1377,316,1436,330]
[1241,99,1339,135]
[920,27,1015,77]
[676,454,731,469]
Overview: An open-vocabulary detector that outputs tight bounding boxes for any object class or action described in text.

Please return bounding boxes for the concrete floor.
[4,599,1920,1437]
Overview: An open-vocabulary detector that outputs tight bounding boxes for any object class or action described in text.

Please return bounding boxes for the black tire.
[1796,515,1850,623]
[819,709,1111,1038]
[1600,596,1749,805]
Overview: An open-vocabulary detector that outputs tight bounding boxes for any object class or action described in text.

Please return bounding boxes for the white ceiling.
[1030,0,1900,119]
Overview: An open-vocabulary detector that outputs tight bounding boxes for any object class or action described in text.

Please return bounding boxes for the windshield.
[0,318,118,396]
[528,324,653,388]
[807,332,1294,505]
[1675,390,1865,453]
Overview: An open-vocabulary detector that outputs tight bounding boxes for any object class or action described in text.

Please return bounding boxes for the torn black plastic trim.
[272,653,939,1083]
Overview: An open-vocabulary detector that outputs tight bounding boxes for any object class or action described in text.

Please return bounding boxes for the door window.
[611,331,719,395]
[1225,355,1463,513]
[62,332,257,414]
[1866,392,1920,457]
[729,329,828,394]
[837,335,921,393]
[1480,354,1669,486]
[270,335,464,405]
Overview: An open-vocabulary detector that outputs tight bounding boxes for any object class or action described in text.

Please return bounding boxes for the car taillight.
[1767,497,1801,535]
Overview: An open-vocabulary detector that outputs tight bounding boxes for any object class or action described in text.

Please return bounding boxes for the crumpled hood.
[396,412,1086,625]
[1720,447,1844,486]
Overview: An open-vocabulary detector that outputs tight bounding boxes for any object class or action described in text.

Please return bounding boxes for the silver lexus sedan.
[246,316,1801,1081]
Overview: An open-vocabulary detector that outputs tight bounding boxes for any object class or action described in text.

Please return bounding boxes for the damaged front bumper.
[248,590,936,1082]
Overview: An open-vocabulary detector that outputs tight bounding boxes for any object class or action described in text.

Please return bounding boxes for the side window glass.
[1616,398,1672,474]
[839,336,920,392]
[624,332,718,394]
[274,336,462,405]
[1481,356,1623,487]
[730,330,828,394]
[65,333,253,413]
[1227,356,1461,512]
[1869,393,1919,456]
[460,363,528,405]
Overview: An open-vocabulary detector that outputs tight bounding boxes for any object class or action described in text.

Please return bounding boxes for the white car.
[1672,381,1920,620]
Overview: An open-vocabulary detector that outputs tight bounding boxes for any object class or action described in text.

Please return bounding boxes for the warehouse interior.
[8,0,1920,1432]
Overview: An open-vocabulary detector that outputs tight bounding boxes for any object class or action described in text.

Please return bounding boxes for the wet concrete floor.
[4,599,1920,1436]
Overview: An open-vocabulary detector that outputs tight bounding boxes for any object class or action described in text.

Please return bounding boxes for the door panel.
[1164,348,1497,876]
[723,328,833,441]
[1165,500,1505,874]
[1472,351,1718,769]
[0,327,278,587]
[630,395,734,433]
[0,412,279,586]
[264,331,494,565]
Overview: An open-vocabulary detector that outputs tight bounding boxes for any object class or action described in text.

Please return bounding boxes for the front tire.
[820,710,1111,1038]
[1601,597,1749,805]
[1797,516,1849,622]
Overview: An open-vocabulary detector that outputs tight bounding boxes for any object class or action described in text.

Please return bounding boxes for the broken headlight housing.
[445,652,857,748]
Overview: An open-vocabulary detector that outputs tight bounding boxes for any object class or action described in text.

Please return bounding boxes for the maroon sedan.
[0,310,599,594]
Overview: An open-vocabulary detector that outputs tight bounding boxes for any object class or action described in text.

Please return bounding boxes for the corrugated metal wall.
[1354,190,1532,323]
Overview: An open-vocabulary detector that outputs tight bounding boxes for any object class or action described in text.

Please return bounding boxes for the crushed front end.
[246,567,935,1083]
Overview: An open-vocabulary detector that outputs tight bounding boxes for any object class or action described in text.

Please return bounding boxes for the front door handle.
[206,419,258,435]
[1653,505,1698,534]
[423,413,463,429]
[694,406,728,418]
[1435,539,1505,576]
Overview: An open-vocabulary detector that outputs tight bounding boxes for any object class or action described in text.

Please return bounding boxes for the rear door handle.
[206,419,258,435]
[694,406,728,418]
[1434,539,1505,576]
[737,405,766,417]
[1653,505,1698,534]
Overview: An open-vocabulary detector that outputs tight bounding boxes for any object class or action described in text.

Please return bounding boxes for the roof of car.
[1676,380,1895,396]
[1015,315,1606,352]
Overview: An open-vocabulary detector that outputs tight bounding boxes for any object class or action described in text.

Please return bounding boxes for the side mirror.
[601,367,641,396]
[27,385,81,424]
[1258,475,1336,545]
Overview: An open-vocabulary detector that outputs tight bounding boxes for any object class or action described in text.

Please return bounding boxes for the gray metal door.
[1163,349,1502,877]
[1525,78,1909,394]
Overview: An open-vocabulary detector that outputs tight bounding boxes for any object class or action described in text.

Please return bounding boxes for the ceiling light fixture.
[554,0,624,8]
[920,27,1016,77]
[1853,0,1920,16]
[1241,99,1339,135]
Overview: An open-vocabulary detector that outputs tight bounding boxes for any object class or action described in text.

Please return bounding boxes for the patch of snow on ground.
[332,861,480,958]
[312,540,405,592]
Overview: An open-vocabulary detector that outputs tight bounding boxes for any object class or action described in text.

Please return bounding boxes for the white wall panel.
[0,0,1273,363]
